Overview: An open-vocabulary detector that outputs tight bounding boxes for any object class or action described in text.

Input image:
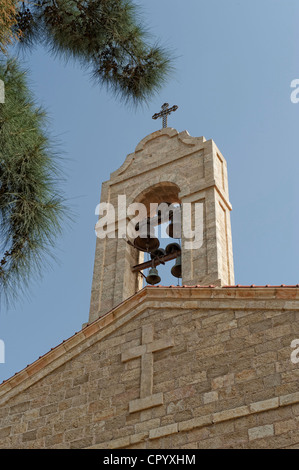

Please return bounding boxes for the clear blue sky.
[1,0,299,382]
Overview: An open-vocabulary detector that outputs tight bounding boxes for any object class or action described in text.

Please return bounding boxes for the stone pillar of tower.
[88,128,234,323]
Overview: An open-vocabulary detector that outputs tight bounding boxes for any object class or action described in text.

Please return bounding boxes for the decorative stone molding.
[87,392,299,449]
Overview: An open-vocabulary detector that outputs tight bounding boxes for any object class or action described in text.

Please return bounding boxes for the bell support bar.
[131,251,180,273]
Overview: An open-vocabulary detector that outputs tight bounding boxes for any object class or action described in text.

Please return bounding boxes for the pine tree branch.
[0,58,67,305]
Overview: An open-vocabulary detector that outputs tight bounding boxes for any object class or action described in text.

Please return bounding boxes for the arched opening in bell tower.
[129,181,182,289]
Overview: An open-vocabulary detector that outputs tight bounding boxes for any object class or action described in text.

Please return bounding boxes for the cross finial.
[152,102,178,129]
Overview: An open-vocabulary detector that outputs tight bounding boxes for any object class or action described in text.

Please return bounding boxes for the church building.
[0,107,298,448]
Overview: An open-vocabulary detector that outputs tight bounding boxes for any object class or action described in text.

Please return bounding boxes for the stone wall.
[0,287,298,449]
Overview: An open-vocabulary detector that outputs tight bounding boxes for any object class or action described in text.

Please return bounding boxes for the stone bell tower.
[89,124,234,323]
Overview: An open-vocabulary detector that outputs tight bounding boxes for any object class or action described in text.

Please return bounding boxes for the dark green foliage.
[13,0,172,104]
[0,59,66,302]
[0,2,172,303]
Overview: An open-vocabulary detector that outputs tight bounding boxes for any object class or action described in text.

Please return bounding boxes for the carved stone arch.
[132,182,180,219]
[134,128,179,153]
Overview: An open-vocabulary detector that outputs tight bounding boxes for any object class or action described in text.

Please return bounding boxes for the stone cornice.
[87,392,299,449]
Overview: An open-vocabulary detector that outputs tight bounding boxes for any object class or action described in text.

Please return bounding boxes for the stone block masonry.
[0,286,298,449]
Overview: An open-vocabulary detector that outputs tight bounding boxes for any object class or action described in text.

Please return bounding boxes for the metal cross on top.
[152,102,178,129]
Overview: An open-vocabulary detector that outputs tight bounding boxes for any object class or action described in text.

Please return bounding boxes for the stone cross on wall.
[121,324,173,413]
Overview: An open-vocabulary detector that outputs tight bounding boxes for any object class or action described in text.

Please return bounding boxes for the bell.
[165,242,181,255]
[134,220,160,252]
[134,233,160,252]
[150,248,166,260]
[146,267,161,285]
[171,256,182,278]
